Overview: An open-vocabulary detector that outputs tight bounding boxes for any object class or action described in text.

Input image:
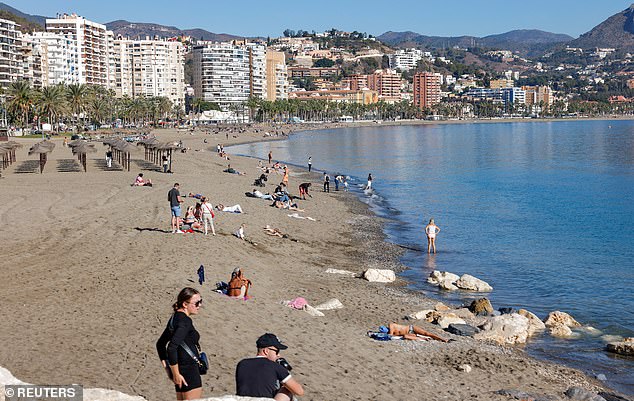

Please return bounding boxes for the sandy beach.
[0,125,627,401]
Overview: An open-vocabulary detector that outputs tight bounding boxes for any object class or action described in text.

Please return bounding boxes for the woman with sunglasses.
[156,287,204,400]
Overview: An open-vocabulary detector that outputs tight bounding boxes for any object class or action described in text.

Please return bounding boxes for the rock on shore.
[606,337,634,356]
[427,271,492,292]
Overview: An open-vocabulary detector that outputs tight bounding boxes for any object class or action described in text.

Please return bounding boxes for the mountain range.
[3,1,634,53]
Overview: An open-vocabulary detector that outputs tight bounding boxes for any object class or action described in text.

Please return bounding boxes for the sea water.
[230,120,634,395]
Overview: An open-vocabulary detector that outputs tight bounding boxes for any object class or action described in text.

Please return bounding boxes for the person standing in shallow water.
[366,173,373,190]
[425,218,440,254]
[307,156,312,172]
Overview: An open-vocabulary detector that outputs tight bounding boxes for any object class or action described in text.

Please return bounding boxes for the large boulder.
[363,269,396,283]
[427,270,460,285]
[544,311,581,328]
[452,308,476,320]
[469,298,494,316]
[437,314,466,329]
[606,337,634,356]
[474,314,530,345]
[408,309,434,321]
[439,280,459,290]
[549,324,573,337]
[565,386,607,401]
[446,323,480,337]
[517,309,546,336]
[455,274,493,292]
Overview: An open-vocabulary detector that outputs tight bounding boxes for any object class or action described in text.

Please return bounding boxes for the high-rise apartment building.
[26,32,74,86]
[265,50,288,101]
[388,49,427,71]
[45,13,110,86]
[367,69,401,102]
[0,18,22,87]
[413,72,442,110]
[111,37,185,107]
[192,42,267,111]
[19,35,43,88]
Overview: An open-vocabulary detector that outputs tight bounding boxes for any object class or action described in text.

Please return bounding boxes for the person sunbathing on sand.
[188,192,204,199]
[388,322,447,342]
[223,164,245,175]
[216,204,244,213]
[272,200,304,212]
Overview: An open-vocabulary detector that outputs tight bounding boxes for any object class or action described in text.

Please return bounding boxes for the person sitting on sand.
[223,164,245,175]
[182,206,201,231]
[388,322,447,342]
[133,173,152,187]
[216,204,244,213]
[227,267,252,298]
[298,183,312,200]
[234,223,246,240]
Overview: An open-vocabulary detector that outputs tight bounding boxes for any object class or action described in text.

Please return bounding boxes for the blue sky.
[8,0,633,38]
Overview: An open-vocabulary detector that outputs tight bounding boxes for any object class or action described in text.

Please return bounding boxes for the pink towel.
[287,297,308,310]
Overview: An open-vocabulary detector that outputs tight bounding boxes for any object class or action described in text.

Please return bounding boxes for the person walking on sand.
[307,156,312,172]
[366,173,373,190]
[200,197,216,236]
[168,183,184,233]
[282,166,289,187]
[425,218,440,254]
[268,150,272,165]
[323,172,330,193]
[156,287,205,400]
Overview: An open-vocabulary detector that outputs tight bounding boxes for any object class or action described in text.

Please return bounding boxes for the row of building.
[0,12,556,117]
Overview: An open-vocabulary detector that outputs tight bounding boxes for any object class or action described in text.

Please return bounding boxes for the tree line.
[3,80,182,133]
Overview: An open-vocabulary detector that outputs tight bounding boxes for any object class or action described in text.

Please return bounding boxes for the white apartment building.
[0,18,22,87]
[19,34,43,88]
[111,37,185,107]
[388,48,426,71]
[26,32,75,86]
[45,13,110,86]
[192,42,267,111]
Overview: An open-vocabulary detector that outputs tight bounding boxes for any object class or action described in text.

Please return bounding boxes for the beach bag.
[167,315,208,375]
[228,270,251,297]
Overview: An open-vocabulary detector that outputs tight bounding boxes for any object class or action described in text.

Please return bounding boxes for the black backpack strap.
[168,314,202,366]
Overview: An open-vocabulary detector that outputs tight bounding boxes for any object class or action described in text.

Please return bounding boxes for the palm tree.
[36,84,67,133]
[66,83,89,132]
[6,80,35,131]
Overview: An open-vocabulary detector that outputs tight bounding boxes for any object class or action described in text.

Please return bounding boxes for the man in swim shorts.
[168,183,184,233]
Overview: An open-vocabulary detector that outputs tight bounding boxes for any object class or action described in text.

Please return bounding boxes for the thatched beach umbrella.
[70,142,97,172]
[0,141,22,169]
[28,140,56,173]
[156,142,180,173]
[137,137,160,162]
[112,140,135,172]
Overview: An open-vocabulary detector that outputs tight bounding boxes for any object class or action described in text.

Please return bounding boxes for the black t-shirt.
[155,312,201,366]
[168,188,180,207]
[235,357,290,398]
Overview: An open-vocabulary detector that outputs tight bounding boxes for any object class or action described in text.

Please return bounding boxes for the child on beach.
[425,218,440,254]
[234,224,246,240]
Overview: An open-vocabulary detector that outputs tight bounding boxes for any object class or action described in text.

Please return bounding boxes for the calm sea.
[230,120,634,395]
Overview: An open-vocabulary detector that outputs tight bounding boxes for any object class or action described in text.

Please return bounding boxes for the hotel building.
[25,32,74,86]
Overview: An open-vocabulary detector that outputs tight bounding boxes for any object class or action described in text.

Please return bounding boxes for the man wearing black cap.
[235,333,304,400]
